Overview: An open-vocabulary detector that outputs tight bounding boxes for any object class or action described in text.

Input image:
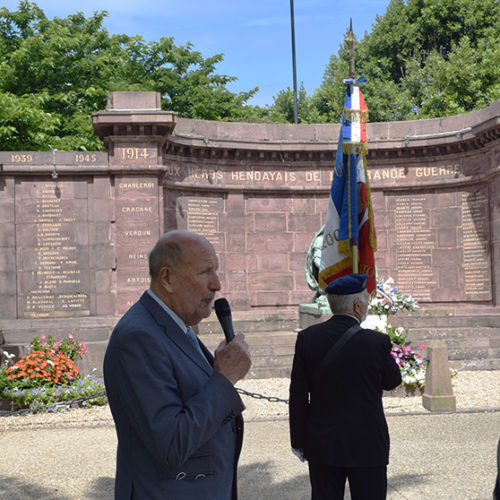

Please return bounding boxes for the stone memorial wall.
[1,91,499,371]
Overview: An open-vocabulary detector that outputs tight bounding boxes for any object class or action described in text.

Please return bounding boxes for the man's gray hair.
[148,235,184,279]
[327,290,367,314]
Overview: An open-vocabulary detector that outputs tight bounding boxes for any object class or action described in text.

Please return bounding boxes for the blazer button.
[176,472,186,480]
[195,474,206,480]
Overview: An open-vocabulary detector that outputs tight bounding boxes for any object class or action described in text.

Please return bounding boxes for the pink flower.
[420,344,426,350]
[68,333,74,339]
[40,334,45,340]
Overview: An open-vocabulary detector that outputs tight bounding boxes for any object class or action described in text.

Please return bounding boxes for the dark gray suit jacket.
[104,292,245,499]
[289,314,402,467]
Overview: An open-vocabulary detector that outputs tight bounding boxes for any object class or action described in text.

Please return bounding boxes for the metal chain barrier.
[0,388,287,417]
[236,388,289,404]
[0,391,107,417]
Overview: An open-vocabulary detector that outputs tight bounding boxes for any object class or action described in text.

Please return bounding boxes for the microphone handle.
[214,298,235,342]
[221,316,235,342]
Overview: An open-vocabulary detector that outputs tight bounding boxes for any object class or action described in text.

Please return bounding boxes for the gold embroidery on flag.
[318,256,352,290]
[338,239,351,255]
[344,108,369,123]
[342,142,368,155]
[362,153,377,251]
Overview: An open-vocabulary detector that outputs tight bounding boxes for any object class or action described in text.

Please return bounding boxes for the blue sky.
[3,0,391,106]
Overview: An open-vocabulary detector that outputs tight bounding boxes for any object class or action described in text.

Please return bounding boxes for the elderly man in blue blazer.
[104,230,251,499]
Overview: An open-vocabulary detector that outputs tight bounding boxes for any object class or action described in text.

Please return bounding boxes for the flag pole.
[346,19,358,273]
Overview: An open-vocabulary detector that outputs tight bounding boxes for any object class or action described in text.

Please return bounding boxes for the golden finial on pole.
[345,18,357,78]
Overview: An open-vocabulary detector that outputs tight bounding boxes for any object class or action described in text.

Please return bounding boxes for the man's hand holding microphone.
[213,298,251,385]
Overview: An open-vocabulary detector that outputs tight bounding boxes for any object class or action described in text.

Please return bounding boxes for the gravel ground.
[0,370,499,430]
[0,371,499,499]
[238,369,500,421]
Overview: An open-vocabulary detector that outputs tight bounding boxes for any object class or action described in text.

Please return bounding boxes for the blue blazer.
[103,292,245,499]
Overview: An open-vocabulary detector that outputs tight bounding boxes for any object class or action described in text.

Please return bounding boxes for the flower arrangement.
[30,332,89,362]
[369,279,426,391]
[391,343,427,390]
[1,372,106,412]
[0,333,105,412]
[369,277,419,316]
[3,350,79,388]
[386,325,427,390]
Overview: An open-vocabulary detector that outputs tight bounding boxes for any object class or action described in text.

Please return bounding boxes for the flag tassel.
[352,239,358,273]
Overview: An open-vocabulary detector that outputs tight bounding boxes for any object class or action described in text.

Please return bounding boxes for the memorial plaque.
[395,195,437,301]
[461,188,491,299]
[392,188,492,302]
[175,195,224,250]
[16,180,90,318]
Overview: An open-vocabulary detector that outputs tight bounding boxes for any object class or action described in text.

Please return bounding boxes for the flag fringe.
[318,256,352,290]
[338,238,351,255]
[344,108,369,123]
[342,142,368,156]
[347,153,353,242]
[362,153,377,251]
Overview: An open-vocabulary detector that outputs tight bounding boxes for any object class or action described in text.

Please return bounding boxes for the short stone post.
[422,340,456,412]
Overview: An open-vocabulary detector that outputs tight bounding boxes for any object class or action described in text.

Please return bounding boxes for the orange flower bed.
[5,350,79,387]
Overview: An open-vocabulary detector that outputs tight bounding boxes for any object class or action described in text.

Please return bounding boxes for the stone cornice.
[164,100,500,163]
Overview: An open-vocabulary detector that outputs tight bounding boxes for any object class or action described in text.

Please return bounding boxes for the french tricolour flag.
[318,76,377,294]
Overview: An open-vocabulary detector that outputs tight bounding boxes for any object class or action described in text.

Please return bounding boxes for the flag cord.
[352,244,358,273]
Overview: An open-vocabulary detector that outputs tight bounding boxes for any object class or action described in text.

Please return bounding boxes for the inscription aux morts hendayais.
[368,164,460,182]
[164,164,325,185]
[164,163,461,187]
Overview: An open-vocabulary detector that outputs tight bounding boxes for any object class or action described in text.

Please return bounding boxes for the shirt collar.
[340,313,361,324]
[147,288,188,333]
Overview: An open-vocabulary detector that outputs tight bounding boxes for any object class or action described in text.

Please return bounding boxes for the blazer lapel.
[139,292,213,374]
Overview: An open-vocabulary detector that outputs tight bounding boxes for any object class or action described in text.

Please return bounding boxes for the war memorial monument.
[1,91,499,376]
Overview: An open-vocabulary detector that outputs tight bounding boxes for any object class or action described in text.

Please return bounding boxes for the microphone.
[214,298,235,342]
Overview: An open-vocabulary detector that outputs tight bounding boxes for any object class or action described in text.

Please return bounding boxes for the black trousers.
[308,461,387,500]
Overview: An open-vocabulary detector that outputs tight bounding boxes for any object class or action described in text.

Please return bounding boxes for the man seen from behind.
[289,273,402,500]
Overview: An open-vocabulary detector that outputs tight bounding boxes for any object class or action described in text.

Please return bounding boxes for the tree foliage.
[355,0,500,121]
[1,0,498,147]
[272,0,500,123]
[0,1,258,150]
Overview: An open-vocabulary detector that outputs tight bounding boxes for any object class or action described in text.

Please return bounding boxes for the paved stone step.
[196,309,299,336]
[1,317,114,344]
[407,327,500,340]
[398,314,500,329]
[450,358,500,370]
[199,331,296,379]
[200,332,297,354]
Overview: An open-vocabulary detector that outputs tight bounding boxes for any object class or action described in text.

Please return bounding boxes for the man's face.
[165,238,221,326]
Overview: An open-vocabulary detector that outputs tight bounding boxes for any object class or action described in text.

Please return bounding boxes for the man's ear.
[352,298,358,311]
[159,266,175,292]
[353,298,362,315]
